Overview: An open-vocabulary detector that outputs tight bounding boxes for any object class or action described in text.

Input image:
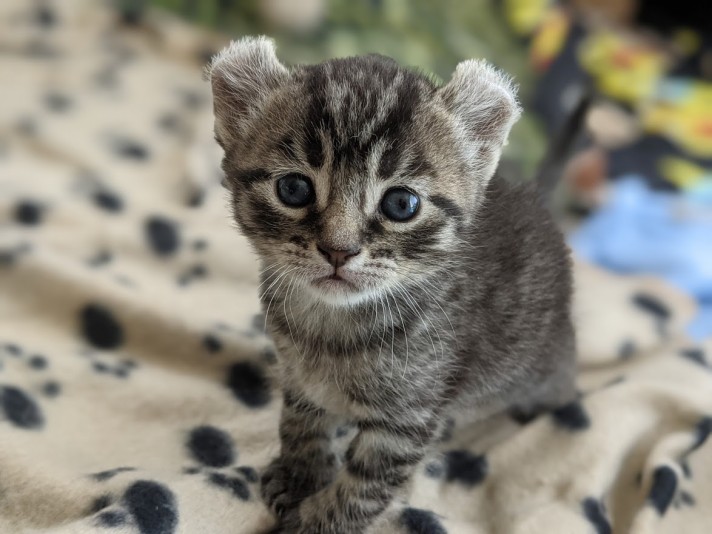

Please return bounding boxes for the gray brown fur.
[208,37,576,534]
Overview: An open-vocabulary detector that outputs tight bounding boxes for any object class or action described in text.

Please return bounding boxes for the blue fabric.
[570,176,712,339]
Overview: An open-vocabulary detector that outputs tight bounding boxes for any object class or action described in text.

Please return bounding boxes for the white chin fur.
[303,283,377,307]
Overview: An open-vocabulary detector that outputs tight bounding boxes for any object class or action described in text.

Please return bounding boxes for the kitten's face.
[209,38,520,306]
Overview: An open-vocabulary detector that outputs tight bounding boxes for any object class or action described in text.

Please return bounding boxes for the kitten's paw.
[271,508,302,534]
[261,456,337,519]
[261,460,302,517]
[294,491,348,534]
[261,458,309,519]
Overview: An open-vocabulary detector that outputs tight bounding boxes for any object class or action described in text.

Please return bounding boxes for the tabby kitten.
[208,37,576,534]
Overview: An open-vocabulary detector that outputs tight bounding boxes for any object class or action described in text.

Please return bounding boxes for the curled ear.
[439,59,521,148]
[206,36,289,145]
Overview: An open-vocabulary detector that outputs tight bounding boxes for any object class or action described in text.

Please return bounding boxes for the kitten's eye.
[381,188,420,222]
[277,173,315,207]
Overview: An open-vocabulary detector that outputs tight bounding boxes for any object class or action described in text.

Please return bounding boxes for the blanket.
[1,1,711,533]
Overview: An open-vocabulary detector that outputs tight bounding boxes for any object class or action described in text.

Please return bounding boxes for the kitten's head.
[208,37,520,306]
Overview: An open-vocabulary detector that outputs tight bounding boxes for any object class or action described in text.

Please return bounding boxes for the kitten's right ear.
[206,36,289,145]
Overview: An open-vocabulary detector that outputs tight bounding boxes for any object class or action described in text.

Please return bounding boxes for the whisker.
[282,277,304,359]
[393,281,443,367]
[263,267,297,334]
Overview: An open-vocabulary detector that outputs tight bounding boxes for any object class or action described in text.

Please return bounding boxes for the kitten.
[208,37,576,534]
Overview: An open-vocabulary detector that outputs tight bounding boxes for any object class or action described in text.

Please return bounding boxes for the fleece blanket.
[1,2,711,533]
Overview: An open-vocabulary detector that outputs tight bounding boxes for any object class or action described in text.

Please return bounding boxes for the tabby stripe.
[430,194,463,219]
[246,198,285,240]
[358,418,436,443]
[343,498,388,521]
[400,220,446,259]
[336,485,390,518]
[357,483,393,503]
[279,426,327,443]
[403,150,434,177]
[345,444,423,468]
[384,449,425,467]
[346,460,410,486]
[377,144,400,179]
[282,391,326,416]
[274,328,382,358]
[277,136,299,162]
[233,168,270,185]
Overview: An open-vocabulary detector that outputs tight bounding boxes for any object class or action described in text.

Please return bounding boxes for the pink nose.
[316,244,361,268]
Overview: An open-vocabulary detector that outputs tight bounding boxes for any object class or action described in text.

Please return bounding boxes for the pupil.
[278,174,313,207]
[381,187,418,221]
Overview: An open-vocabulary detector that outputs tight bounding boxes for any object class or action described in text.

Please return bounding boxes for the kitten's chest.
[293,363,353,414]
[268,300,399,416]
[276,338,370,416]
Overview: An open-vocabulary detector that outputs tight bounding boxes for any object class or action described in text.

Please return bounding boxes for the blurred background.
[2,0,711,337]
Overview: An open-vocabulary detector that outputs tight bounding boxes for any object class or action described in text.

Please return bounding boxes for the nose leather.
[317,244,361,268]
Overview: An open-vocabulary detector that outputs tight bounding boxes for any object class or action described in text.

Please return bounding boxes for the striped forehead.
[296,56,435,178]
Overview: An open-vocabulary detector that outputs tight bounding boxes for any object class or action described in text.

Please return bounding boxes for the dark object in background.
[636,0,712,36]
[534,83,594,197]
[115,0,147,26]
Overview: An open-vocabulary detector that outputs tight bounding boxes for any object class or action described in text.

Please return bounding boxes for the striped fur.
[209,37,576,533]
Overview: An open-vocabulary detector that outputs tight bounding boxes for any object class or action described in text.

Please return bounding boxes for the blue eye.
[381,188,419,221]
[277,174,314,207]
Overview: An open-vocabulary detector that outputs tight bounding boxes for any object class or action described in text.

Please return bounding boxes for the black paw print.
[182,425,259,501]
[1,341,64,430]
[90,358,137,379]
[89,478,178,533]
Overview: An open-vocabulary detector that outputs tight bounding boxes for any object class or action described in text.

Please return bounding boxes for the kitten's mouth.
[314,273,355,287]
[311,270,359,291]
[306,269,377,305]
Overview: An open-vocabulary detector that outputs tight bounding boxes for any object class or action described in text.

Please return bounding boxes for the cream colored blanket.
[1,2,711,533]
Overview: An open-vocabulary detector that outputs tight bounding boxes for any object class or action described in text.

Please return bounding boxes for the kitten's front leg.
[295,413,439,534]
[261,389,338,519]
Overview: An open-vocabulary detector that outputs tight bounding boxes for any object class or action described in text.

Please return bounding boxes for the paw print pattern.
[74,172,125,214]
[73,304,140,378]
[400,507,447,534]
[90,467,137,482]
[632,292,671,338]
[201,325,274,367]
[0,242,32,268]
[177,263,208,286]
[80,304,125,350]
[182,425,258,501]
[581,498,611,534]
[0,385,44,430]
[90,480,178,534]
[1,342,65,430]
[196,326,273,407]
[212,316,270,342]
[90,358,137,379]
[145,215,180,257]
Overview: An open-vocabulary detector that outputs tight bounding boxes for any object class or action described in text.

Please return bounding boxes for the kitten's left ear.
[206,36,289,145]
[439,59,522,149]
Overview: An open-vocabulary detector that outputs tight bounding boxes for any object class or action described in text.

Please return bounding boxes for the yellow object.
[504,0,552,36]
[579,31,667,104]
[659,157,710,190]
[530,8,570,71]
[643,81,712,158]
